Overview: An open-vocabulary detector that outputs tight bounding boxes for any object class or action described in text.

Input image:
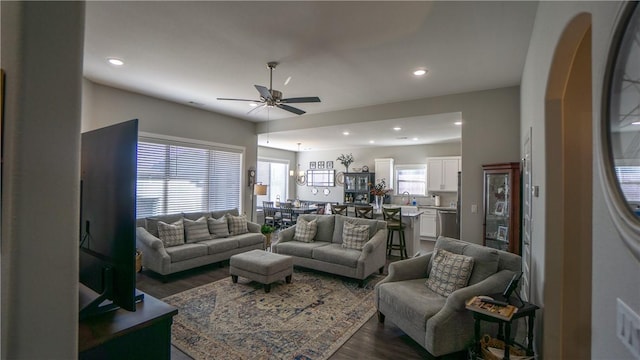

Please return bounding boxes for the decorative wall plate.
[362,165,369,172]
[311,187,318,195]
[335,171,345,186]
[295,175,306,186]
[323,188,331,196]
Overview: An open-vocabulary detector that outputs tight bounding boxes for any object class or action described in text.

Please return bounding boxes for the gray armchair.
[375,236,522,357]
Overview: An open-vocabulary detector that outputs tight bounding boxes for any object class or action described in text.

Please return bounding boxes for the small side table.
[468,294,539,360]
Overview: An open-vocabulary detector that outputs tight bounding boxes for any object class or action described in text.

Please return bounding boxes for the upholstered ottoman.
[229,250,293,293]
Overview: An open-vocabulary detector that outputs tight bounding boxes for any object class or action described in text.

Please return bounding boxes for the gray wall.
[258,87,521,244]
[1,2,84,358]
[291,143,461,205]
[83,81,259,219]
[521,1,640,358]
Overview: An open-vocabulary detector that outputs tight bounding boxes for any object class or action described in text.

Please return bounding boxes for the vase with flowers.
[369,178,392,209]
[336,153,354,173]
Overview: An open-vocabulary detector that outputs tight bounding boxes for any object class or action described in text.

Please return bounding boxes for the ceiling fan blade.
[247,104,266,115]
[255,85,272,100]
[281,97,321,104]
[217,97,261,102]
[277,104,306,115]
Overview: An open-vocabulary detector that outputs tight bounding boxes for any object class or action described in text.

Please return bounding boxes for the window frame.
[395,164,428,196]
[136,132,245,217]
[257,157,291,205]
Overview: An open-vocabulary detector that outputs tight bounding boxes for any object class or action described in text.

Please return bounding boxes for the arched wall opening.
[543,13,592,359]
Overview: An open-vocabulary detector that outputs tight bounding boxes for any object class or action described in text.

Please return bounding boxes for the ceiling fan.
[217,62,321,115]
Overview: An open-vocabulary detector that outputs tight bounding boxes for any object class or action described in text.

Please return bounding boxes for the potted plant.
[336,153,354,172]
[261,224,276,249]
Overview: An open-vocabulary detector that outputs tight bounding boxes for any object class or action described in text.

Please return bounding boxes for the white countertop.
[418,205,458,211]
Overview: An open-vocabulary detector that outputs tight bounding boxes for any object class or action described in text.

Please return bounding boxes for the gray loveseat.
[273,214,387,286]
[375,236,522,357]
[136,208,264,277]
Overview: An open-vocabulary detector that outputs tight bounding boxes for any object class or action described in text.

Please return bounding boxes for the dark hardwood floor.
[135,240,465,360]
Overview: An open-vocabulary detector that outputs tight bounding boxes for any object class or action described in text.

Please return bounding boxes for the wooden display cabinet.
[343,172,375,204]
[482,163,521,254]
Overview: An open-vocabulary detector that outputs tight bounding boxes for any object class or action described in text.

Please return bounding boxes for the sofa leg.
[378,311,385,323]
[378,266,384,274]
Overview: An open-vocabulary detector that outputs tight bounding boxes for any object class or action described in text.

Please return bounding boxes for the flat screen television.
[79,119,142,320]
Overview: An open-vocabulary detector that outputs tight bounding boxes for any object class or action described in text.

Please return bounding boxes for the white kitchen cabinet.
[420,209,437,237]
[427,156,461,192]
[374,158,394,187]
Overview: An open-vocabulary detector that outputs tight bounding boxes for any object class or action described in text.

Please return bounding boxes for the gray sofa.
[136,208,264,277]
[273,214,387,286]
[375,236,522,357]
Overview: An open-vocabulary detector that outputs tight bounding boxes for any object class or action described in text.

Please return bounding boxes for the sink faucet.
[402,191,410,205]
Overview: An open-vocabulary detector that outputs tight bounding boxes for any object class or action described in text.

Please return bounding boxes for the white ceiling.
[84,1,538,151]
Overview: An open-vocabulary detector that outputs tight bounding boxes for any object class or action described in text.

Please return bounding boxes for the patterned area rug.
[163,268,382,360]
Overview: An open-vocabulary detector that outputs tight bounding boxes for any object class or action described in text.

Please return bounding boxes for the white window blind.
[137,139,242,217]
[615,166,640,202]
[396,165,427,195]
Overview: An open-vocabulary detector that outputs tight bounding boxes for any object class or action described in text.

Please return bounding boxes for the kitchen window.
[395,165,427,196]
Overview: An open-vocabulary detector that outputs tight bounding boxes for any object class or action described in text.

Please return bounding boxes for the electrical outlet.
[617,298,640,359]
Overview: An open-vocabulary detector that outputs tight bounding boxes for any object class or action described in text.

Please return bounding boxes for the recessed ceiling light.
[412,137,419,141]
[107,57,124,66]
[454,121,462,126]
[633,121,640,125]
[393,127,402,131]
[413,69,428,76]
[369,140,375,144]
[249,103,258,107]
[343,131,350,136]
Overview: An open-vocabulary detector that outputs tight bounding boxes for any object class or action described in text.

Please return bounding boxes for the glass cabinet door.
[484,172,511,251]
[482,162,521,254]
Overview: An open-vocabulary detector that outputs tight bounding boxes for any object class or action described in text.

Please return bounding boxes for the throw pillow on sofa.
[157,219,185,247]
[294,218,317,242]
[342,221,369,250]
[184,216,212,243]
[207,216,230,238]
[226,214,248,235]
[425,248,474,296]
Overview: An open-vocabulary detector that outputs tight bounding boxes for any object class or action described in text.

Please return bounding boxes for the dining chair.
[262,202,281,228]
[331,204,348,216]
[279,202,296,228]
[382,207,407,259]
[354,205,374,219]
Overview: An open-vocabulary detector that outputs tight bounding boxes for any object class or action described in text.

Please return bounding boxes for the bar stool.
[382,207,407,259]
[331,204,348,215]
[354,205,374,219]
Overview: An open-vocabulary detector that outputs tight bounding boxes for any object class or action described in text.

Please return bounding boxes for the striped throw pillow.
[425,248,474,297]
[207,216,230,238]
[184,216,211,243]
[157,220,185,247]
[226,214,248,235]
[293,218,317,243]
[341,221,369,250]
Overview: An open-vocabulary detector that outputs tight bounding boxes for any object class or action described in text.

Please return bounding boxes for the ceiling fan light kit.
[217,61,321,115]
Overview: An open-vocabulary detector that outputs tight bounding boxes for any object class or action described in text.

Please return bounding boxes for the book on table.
[465,296,518,321]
